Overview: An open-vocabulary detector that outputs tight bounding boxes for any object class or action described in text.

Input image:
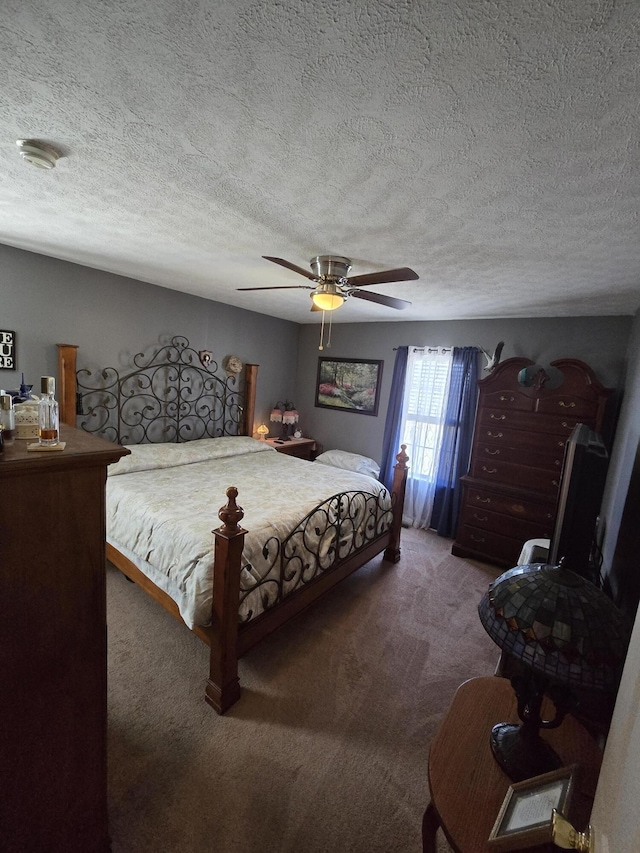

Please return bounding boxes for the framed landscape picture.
[315,357,383,416]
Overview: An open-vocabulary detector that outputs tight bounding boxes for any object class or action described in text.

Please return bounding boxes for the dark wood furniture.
[423,677,602,853]
[452,358,611,568]
[58,340,408,714]
[0,426,128,853]
[265,436,317,459]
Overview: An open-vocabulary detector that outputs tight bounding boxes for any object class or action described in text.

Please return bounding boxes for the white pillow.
[315,449,380,480]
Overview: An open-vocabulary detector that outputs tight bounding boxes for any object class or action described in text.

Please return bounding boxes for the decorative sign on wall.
[0,330,16,369]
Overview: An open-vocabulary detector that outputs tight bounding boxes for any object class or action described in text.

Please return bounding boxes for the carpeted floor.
[106,527,501,852]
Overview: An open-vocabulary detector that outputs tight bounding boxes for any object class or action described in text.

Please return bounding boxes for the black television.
[548,423,609,583]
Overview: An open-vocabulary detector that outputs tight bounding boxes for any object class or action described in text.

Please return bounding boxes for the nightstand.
[265,437,317,460]
[423,677,602,853]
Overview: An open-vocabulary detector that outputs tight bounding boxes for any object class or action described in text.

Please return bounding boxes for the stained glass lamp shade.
[478,562,630,781]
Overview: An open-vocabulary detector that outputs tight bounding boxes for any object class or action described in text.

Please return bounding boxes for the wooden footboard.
[106,449,408,715]
[206,446,409,713]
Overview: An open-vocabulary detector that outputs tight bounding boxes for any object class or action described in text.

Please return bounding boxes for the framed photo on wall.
[0,330,16,370]
[315,357,383,416]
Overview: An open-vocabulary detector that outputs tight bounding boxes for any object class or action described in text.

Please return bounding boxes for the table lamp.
[478,562,630,782]
[270,401,298,438]
[256,424,269,440]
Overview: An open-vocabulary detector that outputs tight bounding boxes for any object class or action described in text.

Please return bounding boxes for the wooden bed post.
[384,445,409,563]
[242,363,258,436]
[205,487,247,714]
[57,343,78,427]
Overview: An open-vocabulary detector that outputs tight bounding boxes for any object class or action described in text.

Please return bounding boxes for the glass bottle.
[0,394,15,443]
[38,376,59,446]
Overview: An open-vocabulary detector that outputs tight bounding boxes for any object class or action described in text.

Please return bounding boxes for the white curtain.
[401,347,453,528]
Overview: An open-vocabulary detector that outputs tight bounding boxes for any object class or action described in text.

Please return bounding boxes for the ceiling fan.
[238,255,419,312]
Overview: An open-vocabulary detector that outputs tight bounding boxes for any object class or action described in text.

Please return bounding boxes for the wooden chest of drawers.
[1,427,128,852]
[452,358,611,568]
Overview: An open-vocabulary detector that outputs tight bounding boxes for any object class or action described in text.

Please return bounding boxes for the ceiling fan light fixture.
[311,290,344,311]
[16,139,61,170]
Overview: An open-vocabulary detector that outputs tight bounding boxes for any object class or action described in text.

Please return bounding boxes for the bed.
[57,337,408,713]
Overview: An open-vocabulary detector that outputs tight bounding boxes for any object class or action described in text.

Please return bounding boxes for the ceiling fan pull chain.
[326,310,333,348]
[319,310,326,350]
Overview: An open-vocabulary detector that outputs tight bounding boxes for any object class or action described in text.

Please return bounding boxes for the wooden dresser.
[451,358,611,568]
[0,426,127,852]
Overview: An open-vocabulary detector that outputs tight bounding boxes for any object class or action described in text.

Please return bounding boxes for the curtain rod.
[393,346,453,352]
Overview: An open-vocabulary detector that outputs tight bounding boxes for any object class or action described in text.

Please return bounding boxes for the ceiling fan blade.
[350,289,411,310]
[346,267,419,287]
[262,256,318,281]
[237,285,313,291]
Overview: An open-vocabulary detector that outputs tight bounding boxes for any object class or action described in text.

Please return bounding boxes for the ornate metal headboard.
[57,336,258,444]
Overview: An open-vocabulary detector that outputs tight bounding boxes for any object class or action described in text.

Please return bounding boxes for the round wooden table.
[423,677,603,853]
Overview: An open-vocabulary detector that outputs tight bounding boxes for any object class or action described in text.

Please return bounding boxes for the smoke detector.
[16,139,61,170]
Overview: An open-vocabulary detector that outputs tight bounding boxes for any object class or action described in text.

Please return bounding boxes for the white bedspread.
[106,437,391,628]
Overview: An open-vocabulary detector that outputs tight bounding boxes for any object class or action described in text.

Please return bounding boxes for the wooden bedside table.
[423,677,602,853]
[265,437,317,460]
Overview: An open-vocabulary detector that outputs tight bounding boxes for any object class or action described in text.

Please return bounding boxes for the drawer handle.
[555,459,562,466]
[470,534,486,543]
[547,513,553,519]
[484,448,500,455]
[472,513,488,522]
[561,421,572,428]
[557,441,565,447]
[499,395,515,402]
[558,401,576,408]
[482,466,498,473]
[476,496,491,504]
[490,414,506,421]
[487,431,503,438]
[552,480,559,487]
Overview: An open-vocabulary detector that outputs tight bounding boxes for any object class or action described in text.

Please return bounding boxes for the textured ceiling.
[2,0,640,324]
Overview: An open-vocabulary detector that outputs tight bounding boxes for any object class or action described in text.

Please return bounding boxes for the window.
[402,348,452,479]
[398,347,453,528]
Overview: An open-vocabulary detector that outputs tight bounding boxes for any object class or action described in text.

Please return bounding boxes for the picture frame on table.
[315,357,383,416]
[487,765,577,851]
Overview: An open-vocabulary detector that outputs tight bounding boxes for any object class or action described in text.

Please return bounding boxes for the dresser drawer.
[535,393,601,420]
[474,424,568,454]
[453,524,525,567]
[470,458,561,494]
[482,389,533,412]
[460,505,553,542]
[479,407,591,437]
[466,486,556,526]
[473,441,564,471]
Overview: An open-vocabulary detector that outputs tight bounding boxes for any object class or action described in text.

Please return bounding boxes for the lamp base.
[490,723,563,782]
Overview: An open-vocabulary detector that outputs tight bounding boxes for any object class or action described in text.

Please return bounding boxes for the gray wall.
[1,244,299,430]
[296,317,632,460]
